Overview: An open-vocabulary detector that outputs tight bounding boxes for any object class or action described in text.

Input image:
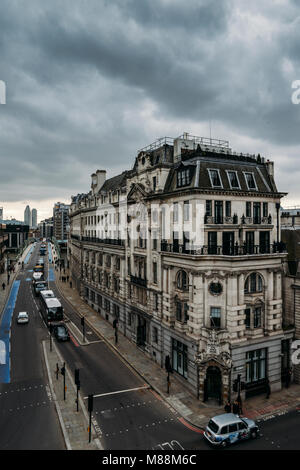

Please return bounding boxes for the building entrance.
[204,366,222,404]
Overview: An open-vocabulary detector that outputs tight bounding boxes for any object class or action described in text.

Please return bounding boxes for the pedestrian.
[224,401,231,413]
[285,368,292,388]
[2,282,5,290]
[237,396,243,414]
[265,379,271,399]
[232,400,239,415]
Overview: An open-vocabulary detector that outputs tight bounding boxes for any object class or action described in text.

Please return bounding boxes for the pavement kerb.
[54,278,206,431]
[42,340,71,450]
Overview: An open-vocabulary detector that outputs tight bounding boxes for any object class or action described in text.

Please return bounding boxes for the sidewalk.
[0,243,34,317]
[42,339,102,450]
[52,255,300,429]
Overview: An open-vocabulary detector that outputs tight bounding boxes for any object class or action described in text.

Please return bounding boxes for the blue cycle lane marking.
[24,245,34,265]
[0,280,20,383]
[48,242,53,263]
[48,243,55,281]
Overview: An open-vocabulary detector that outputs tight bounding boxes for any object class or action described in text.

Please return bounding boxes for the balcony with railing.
[161,241,286,256]
[204,214,272,225]
[80,236,125,247]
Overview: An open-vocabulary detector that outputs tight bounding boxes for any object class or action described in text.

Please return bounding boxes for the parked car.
[52,324,70,342]
[16,312,29,324]
[204,413,259,448]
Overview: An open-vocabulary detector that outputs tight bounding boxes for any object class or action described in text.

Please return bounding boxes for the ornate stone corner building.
[68,133,292,403]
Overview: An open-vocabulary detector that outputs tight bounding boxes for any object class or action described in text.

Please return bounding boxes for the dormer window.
[244,172,257,190]
[177,168,190,188]
[208,169,223,188]
[226,170,241,189]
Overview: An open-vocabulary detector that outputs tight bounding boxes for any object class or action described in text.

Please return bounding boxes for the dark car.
[53,324,70,342]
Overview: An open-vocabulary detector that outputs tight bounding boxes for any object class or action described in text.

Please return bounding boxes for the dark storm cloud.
[0,0,300,208]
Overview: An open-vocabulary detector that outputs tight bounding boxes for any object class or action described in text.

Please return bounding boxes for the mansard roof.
[163,149,279,195]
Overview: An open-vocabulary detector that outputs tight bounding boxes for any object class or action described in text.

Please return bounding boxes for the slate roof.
[99,171,130,193]
[164,150,279,194]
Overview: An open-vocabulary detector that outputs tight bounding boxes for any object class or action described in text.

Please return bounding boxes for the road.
[0,243,65,449]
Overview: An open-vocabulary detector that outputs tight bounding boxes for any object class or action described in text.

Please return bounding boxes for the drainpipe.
[276,203,280,244]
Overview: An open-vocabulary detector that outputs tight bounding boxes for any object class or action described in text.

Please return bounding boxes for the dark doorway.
[205,366,222,404]
[137,315,146,347]
[281,339,290,383]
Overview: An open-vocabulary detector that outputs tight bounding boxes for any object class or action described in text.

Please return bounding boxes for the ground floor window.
[153,327,158,344]
[246,348,267,383]
[113,304,120,318]
[172,339,188,378]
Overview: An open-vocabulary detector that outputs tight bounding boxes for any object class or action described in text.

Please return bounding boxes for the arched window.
[244,273,263,294]
[176,270,188,290]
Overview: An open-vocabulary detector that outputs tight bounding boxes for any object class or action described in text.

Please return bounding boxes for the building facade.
[53,202,70,241]
[38,217,53,239]
[31,208,37,228]
[68,133,291,403]
[0,224,8,274]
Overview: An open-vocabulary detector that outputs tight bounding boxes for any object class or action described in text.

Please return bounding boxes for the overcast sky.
[1,0,300,221]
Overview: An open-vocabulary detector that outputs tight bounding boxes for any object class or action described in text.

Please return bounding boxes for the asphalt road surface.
[0,243,65,449]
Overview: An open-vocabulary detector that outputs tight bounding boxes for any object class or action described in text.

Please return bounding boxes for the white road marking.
[84,385,150,399]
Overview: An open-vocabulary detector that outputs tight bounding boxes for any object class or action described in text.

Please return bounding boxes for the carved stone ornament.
[194,330,232,369]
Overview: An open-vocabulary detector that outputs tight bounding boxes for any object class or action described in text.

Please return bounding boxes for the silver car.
[17,312,29,324]
[204,413,259,447]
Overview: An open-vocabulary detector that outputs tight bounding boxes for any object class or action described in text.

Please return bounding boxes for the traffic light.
[113,319,117,329]
[81,317,85,326]
[61,366,65,376]
[233,379,238,392]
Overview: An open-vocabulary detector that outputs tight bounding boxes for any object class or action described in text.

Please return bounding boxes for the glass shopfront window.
[172,339,188,378]
[246,348,266,383]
